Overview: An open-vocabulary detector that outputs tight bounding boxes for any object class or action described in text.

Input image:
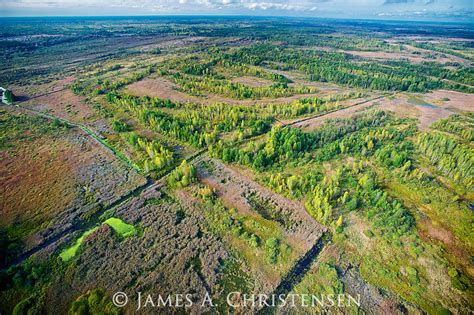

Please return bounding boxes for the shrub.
[265,237,280,264]
[112,120,130,133]
[69,289,120,315]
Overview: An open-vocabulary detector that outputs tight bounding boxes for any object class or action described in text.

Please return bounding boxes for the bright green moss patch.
[103,217,136,237]
[60,217,135,261]
[59,227,99,262]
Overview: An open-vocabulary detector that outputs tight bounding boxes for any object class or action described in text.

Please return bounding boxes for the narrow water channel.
[257,232,331,314]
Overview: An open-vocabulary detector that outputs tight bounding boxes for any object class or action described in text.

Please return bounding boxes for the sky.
[0,0,473,21]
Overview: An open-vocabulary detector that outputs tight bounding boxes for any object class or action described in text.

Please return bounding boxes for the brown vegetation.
[0,109,145,251]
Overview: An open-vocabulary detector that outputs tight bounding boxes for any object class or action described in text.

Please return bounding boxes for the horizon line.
[0,14,473,25]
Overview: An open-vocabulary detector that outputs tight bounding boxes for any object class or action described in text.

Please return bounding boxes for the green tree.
[2,90,14,104]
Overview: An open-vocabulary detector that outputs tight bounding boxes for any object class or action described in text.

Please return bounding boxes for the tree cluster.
[167,160,197,188]
[123,132,174,173]
[417,132,473,188]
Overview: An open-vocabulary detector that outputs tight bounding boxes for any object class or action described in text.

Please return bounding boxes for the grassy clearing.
[103,217,136,237]
[59,227,99,262]
[60,217,136,261]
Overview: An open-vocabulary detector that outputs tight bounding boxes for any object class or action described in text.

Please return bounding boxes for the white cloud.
[241,2,310,11]
[1,0,472,20]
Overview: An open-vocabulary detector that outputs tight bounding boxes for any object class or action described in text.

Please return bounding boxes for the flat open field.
[126,77,203,103]
[126,76,335,106]
[296,90,474,131]
[0,108,146,254]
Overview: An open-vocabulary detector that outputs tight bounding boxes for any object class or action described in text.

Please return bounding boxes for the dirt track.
[291,90,474,131]
[289,94,387,130]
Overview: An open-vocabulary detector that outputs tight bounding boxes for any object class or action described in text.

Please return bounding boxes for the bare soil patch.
[423,90,474,112]
[1,137,77,233]
[295,91,473,132]
[420,219,454,245]
[25,88,90,120]
[126,77,202,103]
[415,106,453,130]
[126,76,339,106]
[19,76,111,134]
[340,263,409,314]
[342,48,464,65]
[413,90,474,129]
[403,44,472,65]
[231,76,273,87]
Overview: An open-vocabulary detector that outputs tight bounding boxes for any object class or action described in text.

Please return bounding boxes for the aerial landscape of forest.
[0,13,473,315]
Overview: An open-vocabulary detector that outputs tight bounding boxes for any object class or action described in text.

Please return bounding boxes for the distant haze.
[0,0,472,22]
